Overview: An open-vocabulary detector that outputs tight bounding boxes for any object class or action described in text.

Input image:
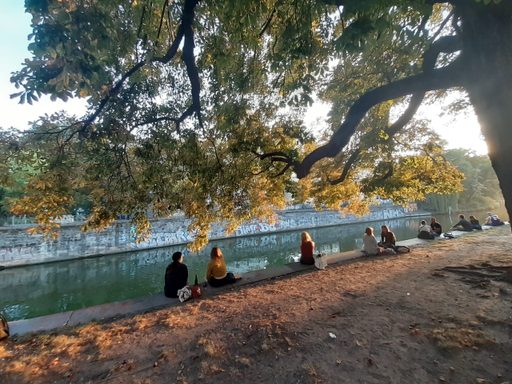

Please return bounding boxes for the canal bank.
[2,214,438,321]
[3,226,511,384]
[0,204,424,268]
[7,230,463,336]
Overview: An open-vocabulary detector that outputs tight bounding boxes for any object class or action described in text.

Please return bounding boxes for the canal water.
[0,211,505,321]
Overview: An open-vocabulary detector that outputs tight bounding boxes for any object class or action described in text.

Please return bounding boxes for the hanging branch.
[78,0,201,136]
[294,35,461,181]
[259,5,277,37]
[156,0,170,45]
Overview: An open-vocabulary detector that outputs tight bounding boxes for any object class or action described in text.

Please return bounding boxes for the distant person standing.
[164,251,188,298]
[378,225,396,249]
[300,231,315,265]
[430,217,443,236]
[452,214,474,231]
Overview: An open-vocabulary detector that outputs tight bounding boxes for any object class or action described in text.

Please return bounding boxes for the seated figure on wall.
[378,225,396,249]
[206,247,241,287]
[452,214,474,232]
[418,220,436,239]
[430,217,443,236]
[469,215,483,230]
[164,251,188,298]
[300,231,315,265]
[485,212,505,226]
[363,227,395,256]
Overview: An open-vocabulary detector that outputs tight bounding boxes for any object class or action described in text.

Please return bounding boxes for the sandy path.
[1,227,511,383]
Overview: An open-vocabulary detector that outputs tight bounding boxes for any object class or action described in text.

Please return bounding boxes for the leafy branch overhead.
[5,0,512,248]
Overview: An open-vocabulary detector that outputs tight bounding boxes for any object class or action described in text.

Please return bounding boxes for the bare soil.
[1,226,511,384]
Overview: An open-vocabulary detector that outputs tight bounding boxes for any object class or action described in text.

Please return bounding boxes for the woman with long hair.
[300,231,315,265]
[378,225,396,249]
[206,247,240,287]
[363,227,395,256]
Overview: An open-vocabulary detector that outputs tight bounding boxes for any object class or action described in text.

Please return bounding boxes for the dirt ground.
[1,227,511,384]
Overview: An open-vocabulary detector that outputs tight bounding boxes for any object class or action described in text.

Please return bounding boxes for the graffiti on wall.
[0,205,417,266]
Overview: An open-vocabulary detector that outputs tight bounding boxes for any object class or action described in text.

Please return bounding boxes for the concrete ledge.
[7,226,503,337]
[9,253,363,336]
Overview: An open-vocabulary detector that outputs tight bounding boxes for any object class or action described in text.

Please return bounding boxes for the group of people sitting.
[164,247,241,298]
[417,212,505,240]
[363,225,400,256]
[167,212,506,297]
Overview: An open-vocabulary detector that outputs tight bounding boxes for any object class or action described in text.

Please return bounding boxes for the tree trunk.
[458,1,512,227]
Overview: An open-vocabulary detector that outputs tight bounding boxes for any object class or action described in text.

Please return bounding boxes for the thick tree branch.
[181,1,202,126]
[293,60,464,179]
[430,10,455,42]
[79,0,200,135]
[309,35,462,183]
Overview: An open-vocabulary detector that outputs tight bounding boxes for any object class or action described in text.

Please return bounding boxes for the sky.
[1,2,488,155]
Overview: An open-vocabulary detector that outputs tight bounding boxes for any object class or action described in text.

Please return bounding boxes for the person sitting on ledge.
[469,215,483,230]
[430,217,443,236]
[206,247,241,287]
[418,220,435,239]
[378,225,396,249]
[452,214,474,232]
[300,231,315,265]
[363,227,395,256]
[164,251,188,298]
[485,212,505,226]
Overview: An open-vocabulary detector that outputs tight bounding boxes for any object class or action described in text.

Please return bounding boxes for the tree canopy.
[6,0,512,248]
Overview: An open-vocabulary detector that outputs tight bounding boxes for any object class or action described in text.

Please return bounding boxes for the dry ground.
[1,227,511,384]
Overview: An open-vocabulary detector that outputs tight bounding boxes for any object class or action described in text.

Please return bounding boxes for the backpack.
[0,313,9,341]
[314,253,327,270]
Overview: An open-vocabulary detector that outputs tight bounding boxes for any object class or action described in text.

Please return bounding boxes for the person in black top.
[452,214,474,232]
[164,251,188,298]
[430,217,442,236]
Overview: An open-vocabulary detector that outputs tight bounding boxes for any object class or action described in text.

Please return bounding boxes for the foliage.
[8,0,506,248]
[420,149,504,212]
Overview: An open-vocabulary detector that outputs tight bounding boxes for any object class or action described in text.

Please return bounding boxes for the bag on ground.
[191,275,202,299]
[314,253,327,270]
[177,286,192,303]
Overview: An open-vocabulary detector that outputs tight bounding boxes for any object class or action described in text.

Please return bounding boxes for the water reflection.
[0,211,504,320]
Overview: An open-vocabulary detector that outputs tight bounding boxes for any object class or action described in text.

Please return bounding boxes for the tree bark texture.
[458,1,512,228]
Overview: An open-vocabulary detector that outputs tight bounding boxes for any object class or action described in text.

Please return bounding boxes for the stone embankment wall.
[0,205,423,267]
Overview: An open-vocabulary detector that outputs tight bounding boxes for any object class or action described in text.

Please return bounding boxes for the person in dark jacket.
[430,217,443,236]
[452,214,474,232]
[164,251,188,298]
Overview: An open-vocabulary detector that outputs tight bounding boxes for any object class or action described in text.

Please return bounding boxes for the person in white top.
[363,227,395,256]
